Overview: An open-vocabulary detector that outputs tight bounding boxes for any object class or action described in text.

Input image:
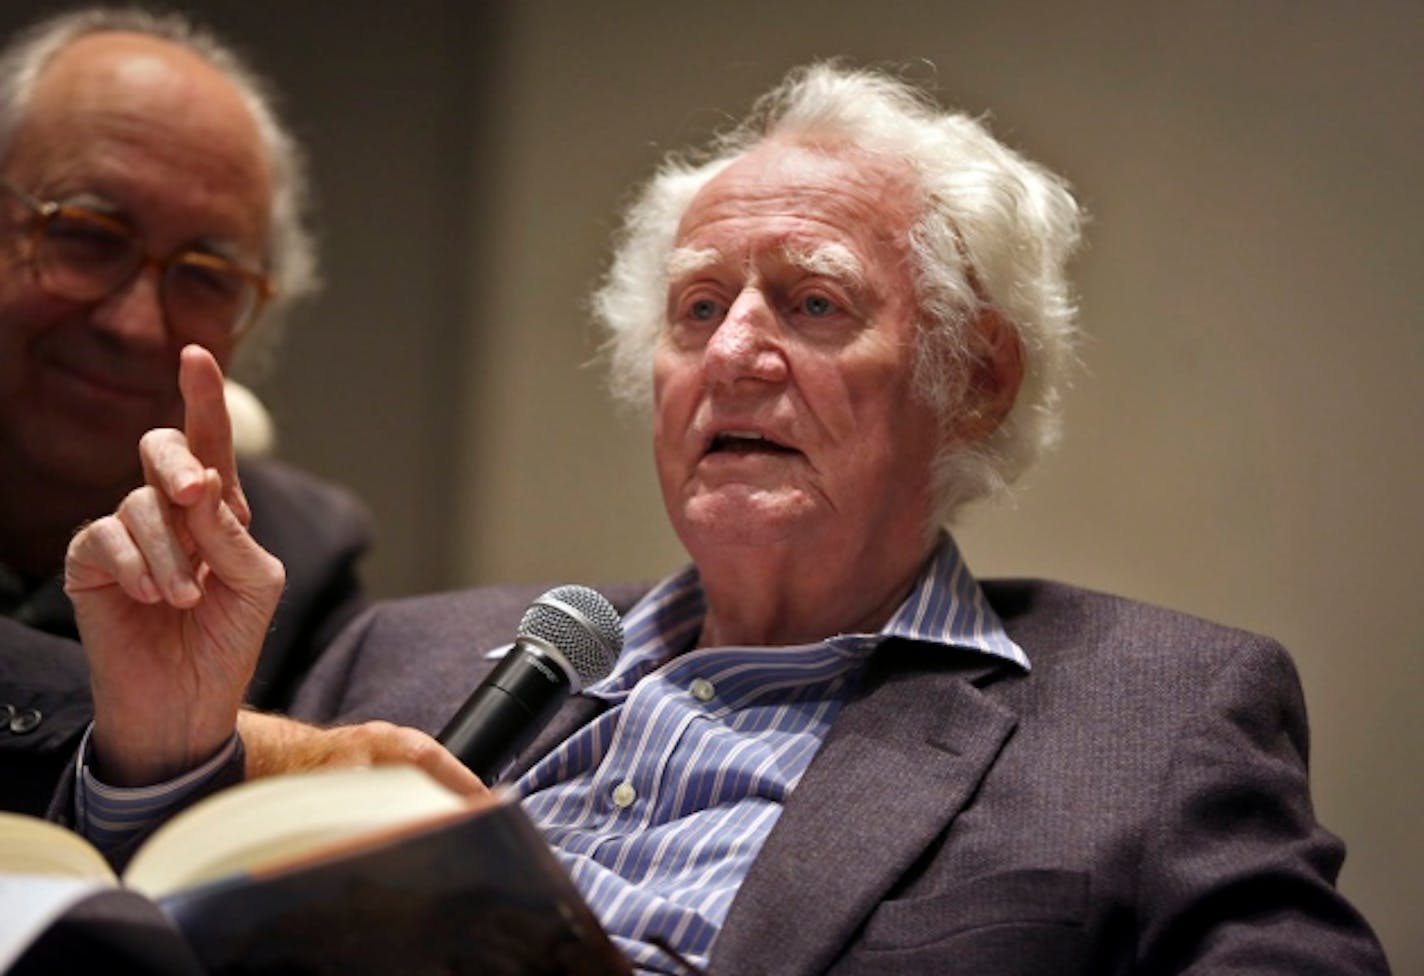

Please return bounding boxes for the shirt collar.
[599,531,1028,694]
[882,531,1030,670]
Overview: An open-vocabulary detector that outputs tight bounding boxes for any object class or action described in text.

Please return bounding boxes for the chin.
[676,490,821,550]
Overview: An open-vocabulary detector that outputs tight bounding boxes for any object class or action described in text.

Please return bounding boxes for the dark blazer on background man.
[1,457,371,817]
[283,578,1389,975]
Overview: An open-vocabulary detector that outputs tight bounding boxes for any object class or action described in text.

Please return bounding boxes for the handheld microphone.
[437,585,622,783]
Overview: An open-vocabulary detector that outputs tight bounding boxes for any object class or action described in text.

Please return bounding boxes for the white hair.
[0,6,319,342]
[593,63,1083,521]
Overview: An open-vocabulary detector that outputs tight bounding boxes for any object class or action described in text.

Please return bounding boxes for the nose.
[703,287,788,387]
[86,261,169,348]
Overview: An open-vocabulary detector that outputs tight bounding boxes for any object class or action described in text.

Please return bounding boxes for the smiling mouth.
[52,362,152,398]
[706,431,799,456]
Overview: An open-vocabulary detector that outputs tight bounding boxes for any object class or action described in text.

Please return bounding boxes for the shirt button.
[690,678,716,702]
[611,781,637,809]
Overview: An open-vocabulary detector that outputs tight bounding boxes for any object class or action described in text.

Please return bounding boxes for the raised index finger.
[179,344,251,526]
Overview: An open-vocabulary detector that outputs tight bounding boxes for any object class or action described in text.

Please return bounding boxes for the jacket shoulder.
[238,457,372,556]
[981,578,1288,674]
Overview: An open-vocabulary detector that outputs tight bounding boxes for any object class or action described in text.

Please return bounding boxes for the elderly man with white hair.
[57,64,1388,975]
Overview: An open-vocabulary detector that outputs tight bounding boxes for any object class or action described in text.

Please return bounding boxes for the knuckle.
[65,517,98,552]
[64,517,106,567]
[349,721,438,767]
[117,485,157,518]
[241,545,286,596]
[65,516,139,592]
[87,514,131,550]
[264,559,288,595]
[401,730,441,763]
[345,720,395,753]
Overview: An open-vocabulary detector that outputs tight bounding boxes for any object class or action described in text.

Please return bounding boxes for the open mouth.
[706,431,798,456]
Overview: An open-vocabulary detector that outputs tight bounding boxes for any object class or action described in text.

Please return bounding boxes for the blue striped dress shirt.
[518,532,1027,973]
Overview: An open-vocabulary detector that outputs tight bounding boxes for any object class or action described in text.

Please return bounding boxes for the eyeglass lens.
[33,207,258,335]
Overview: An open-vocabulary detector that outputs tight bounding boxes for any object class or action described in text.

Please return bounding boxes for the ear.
[958,307,1024,444]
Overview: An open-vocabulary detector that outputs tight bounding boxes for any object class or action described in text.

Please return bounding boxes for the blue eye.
[801,294,836,317]
[689,298,721,321]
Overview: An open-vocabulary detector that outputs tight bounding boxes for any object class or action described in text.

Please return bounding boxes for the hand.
[65,345,285,786]
[238,712,490,798]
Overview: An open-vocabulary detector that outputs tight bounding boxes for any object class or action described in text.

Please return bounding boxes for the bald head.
[24,30,268,158]
[9,31,272,249]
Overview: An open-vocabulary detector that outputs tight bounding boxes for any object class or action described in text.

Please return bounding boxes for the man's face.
[653,142,943,565]
[0,33,271,490]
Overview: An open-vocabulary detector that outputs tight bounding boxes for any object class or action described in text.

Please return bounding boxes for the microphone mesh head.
[518,585,622,690]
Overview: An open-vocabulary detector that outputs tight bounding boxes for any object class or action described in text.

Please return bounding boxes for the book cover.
[0,766,630,975]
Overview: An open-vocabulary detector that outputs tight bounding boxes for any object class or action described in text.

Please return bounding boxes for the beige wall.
[2,0,1416,968]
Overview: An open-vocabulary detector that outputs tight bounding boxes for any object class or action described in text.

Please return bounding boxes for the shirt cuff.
[74,723,241,854]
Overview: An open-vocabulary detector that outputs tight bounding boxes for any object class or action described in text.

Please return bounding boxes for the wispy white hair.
[0,6,319,343]
[593,63,1083,521]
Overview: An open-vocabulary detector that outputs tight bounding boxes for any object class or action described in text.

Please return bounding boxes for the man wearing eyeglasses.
[0,8,370,816]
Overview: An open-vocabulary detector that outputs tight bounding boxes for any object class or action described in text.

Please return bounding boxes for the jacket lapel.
[708,649,1019,976]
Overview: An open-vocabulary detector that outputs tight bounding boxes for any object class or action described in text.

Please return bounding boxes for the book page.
[0,812,116,881]
[123,764,470,899]
[0,875,111,972]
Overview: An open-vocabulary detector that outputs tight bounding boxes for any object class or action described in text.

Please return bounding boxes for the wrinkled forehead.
[5,32,273,249]
[14,34,268,182]
[669,141,918,295]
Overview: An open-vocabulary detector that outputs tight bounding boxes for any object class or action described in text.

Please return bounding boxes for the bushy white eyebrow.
[783,242,865,290]
[665,242,865,290]
[665,246,720,283]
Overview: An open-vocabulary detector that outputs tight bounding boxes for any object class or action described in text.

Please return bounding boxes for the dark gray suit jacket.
[286,578,1389,975]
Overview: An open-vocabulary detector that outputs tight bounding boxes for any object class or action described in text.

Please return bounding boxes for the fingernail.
[139,575,162,603]
[173,578,203,605]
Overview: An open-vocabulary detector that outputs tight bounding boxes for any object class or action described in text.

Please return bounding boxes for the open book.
[0,764,629,975]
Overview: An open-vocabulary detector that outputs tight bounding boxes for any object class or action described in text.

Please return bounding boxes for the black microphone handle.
[437,638,572,784]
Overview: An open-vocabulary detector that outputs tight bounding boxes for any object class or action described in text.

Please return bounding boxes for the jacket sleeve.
[1134,636,1390,973]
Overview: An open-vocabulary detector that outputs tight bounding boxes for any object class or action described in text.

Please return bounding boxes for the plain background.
[2,2,1418,970]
